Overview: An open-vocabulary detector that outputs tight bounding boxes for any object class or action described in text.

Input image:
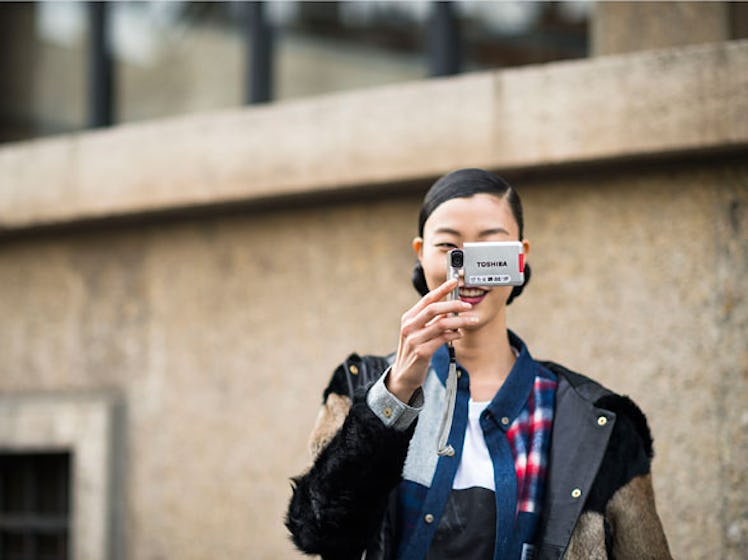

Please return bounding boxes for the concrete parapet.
[592,1,733,56]
[1,40,746,231]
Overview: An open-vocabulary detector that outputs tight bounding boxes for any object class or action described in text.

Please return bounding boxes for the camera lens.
[450,249,464,268]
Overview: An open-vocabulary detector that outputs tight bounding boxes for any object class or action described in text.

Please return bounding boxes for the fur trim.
[308,393,352,459]
[565,511,608,559]
[606,474,673,559]
[286,398,414,559]
[312,353,392,459]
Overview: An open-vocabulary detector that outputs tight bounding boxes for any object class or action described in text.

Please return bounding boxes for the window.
[0,452,71,560]
[0,2,87,142]
[0,1,594,143]
[112,2,245,123]
[273,2,428,101]
[458,1,590,71]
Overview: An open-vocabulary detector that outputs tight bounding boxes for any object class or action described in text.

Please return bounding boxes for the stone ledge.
[1,40,746,231]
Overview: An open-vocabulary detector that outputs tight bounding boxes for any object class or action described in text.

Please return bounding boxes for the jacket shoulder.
[323,352,394,402]
[308,352,394,458]
[540,360,612,402]
[541,360,653,459]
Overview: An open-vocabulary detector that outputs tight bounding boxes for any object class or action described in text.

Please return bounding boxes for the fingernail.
[461,302,471,308]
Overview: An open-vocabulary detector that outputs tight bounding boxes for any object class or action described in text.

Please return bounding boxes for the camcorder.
[447,242,525,301]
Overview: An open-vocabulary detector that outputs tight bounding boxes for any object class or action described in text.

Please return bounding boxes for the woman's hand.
[387,278,476,403]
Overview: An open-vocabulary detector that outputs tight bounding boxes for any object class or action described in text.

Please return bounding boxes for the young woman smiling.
[287,169,672,560]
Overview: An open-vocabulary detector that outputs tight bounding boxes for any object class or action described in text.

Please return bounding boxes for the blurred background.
[1,1,592,141]
[0,1,746,559]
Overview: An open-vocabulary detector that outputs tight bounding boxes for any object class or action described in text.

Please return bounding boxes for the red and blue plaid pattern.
[507,376,557,514]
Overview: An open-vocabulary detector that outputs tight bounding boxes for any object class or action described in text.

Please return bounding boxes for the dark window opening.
[0,452,71,560]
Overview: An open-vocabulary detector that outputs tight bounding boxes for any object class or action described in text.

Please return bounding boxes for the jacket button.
[571,488,582,499]
[501,416,510,426]
[597,416,608,426]
[382,407,393,418]
[424,514,434,524]
[349,364,359,375]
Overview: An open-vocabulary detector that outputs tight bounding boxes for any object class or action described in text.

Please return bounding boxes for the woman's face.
[414,193,530,328]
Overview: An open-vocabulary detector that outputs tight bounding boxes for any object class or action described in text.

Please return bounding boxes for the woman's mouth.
[459,287,489,305]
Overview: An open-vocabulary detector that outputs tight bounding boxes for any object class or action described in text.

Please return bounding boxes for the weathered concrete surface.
[0,161,746,558]
[1,40,746,231]
[592,1,733,56]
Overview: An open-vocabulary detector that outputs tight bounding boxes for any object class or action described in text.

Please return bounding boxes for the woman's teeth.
[460,288,487,298]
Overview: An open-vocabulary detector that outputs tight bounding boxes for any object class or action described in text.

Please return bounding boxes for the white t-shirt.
[452,399,494,491]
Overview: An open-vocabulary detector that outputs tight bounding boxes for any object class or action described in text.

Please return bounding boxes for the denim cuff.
[366,366,424,431]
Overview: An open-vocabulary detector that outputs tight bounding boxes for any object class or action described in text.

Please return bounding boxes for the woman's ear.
[412,237,424,258]
[522,239,530,258]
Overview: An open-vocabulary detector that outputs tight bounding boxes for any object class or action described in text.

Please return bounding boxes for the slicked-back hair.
[412,168,531,305]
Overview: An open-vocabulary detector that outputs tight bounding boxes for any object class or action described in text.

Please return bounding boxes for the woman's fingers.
[403,278,459,320]
[400,280,473,350]
[401,333,461,371]
[406,314,478,348]
[414,300,470,327]
[395,321,467,385]
[402,299,470,337]
[391,278,474,395]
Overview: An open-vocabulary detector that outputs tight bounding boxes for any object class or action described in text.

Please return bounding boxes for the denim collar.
[431,330,537,430]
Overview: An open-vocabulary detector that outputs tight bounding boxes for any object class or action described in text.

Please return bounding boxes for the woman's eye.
[435,242,458,250]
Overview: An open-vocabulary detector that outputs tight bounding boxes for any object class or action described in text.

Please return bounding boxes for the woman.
[286,169,671,559]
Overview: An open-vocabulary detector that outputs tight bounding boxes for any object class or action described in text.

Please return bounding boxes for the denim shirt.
[367,331,557,560]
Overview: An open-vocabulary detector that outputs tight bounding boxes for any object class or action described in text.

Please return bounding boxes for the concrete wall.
[1,41,747,559]
[592,1,735,56]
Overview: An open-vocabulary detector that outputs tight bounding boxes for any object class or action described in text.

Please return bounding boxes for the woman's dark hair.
[412,168,531,305]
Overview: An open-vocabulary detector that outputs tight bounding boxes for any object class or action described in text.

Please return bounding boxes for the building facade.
[1,2,747,559]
